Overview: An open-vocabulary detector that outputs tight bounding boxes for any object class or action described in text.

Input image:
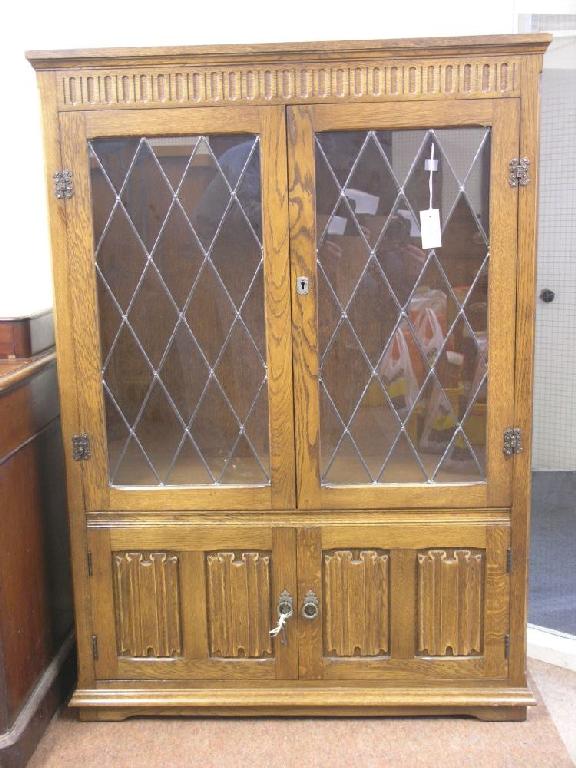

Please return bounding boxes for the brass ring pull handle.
[270,590,293,644]
[278,590,293,619]
[301,590,319,621]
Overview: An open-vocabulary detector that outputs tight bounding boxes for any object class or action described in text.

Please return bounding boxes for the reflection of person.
[317,133,427,307]
[193,138,261,245]
[316,132,370,259]
[376,215,426,306]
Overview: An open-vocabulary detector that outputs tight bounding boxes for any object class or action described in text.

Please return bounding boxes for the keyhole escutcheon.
[296,276,309,296]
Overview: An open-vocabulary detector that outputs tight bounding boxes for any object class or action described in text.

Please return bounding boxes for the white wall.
[2,0,573,316]
[532,35,576,469]
[0,0,529,317]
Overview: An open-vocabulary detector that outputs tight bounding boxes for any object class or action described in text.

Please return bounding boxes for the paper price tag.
[419,208,442,249]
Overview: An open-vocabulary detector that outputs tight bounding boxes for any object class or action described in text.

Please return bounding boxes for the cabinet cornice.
[47,56,529,110]
[25,33,552,70]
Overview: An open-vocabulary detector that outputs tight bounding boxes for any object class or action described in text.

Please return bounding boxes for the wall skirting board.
[0,633,74,751]
[0,633,74,768]
[527,625,576,672]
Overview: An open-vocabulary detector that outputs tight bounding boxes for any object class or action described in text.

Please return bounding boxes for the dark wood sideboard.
[0,312,74,768]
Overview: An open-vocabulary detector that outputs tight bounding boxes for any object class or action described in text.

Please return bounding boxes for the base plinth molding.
[71,685,535,721]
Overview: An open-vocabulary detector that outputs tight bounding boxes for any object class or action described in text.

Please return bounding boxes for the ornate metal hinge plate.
[53,169,74,199]
[72,433,91,461]
[508,157,530,187]
[503,428,522,457]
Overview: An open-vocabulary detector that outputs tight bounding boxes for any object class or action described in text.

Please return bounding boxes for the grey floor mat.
[529,471,576,634]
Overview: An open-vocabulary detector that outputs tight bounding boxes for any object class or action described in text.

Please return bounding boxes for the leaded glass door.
[60,106,294,511]
[289,100,519,509]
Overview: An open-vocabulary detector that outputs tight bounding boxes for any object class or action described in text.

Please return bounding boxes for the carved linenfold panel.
[323,550,390,657]
[57,58,519,109]
[207,551,273,658]
[113,551,182,658]
[417,549,484,657]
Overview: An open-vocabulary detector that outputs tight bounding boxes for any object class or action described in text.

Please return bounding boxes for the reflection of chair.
[469,330,488,401]
[410,291,447,360]
[410,290,457,452]
[462,330,488,447]
[379,327,419,415]
[379,288,450,430]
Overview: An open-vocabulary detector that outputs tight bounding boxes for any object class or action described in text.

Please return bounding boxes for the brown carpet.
[28,676,573,768]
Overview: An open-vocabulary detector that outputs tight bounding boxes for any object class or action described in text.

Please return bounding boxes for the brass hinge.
[72,434,91,461]
[53,169,74,199]
[508,157,530,187]
[503,427,523,457]
[87,551,93,577]
[504,634,510,659]
[506,549,512,573]
[91,635,99,660]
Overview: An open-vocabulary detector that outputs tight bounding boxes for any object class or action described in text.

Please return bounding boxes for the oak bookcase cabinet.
[28,33,550,721]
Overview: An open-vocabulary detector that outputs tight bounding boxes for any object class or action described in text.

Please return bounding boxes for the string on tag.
[269,612,288,637]
[425,142,438,210]
[419,140,442,250]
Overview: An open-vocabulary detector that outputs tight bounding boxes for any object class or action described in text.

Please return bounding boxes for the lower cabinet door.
[297,522,510,681]
[87,523,298,680]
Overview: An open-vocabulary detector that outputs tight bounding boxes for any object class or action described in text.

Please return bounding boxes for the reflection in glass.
[316,127,490,485]
[90,134,269,487]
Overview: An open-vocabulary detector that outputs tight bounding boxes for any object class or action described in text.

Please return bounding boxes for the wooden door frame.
[288,99,520,510]
[88,523,298,680]
[59,105,295,512]
[297,521,510,681]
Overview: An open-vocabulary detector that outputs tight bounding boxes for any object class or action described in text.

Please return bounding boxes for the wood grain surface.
[28,34,549,719]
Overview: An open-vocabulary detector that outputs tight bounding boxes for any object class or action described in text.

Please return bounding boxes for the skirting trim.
[528,624,576,672]
[0,632,74,749]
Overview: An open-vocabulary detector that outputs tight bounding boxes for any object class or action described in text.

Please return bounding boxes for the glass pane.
[316,127,490,486]
[90,134,269,487]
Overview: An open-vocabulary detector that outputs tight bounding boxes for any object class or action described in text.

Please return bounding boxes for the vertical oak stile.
[87,528,117,678]
[297,527,323,678]
[484,525,510,677]
[59,111,109,511]
[259,106,296,509]
[181,551,209,659]
[287,106,322,509]
[37,72,95,686]
[510,53,544,686]
[272,527,298,678]
[390,549,417,659]
[485,99,520,506]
